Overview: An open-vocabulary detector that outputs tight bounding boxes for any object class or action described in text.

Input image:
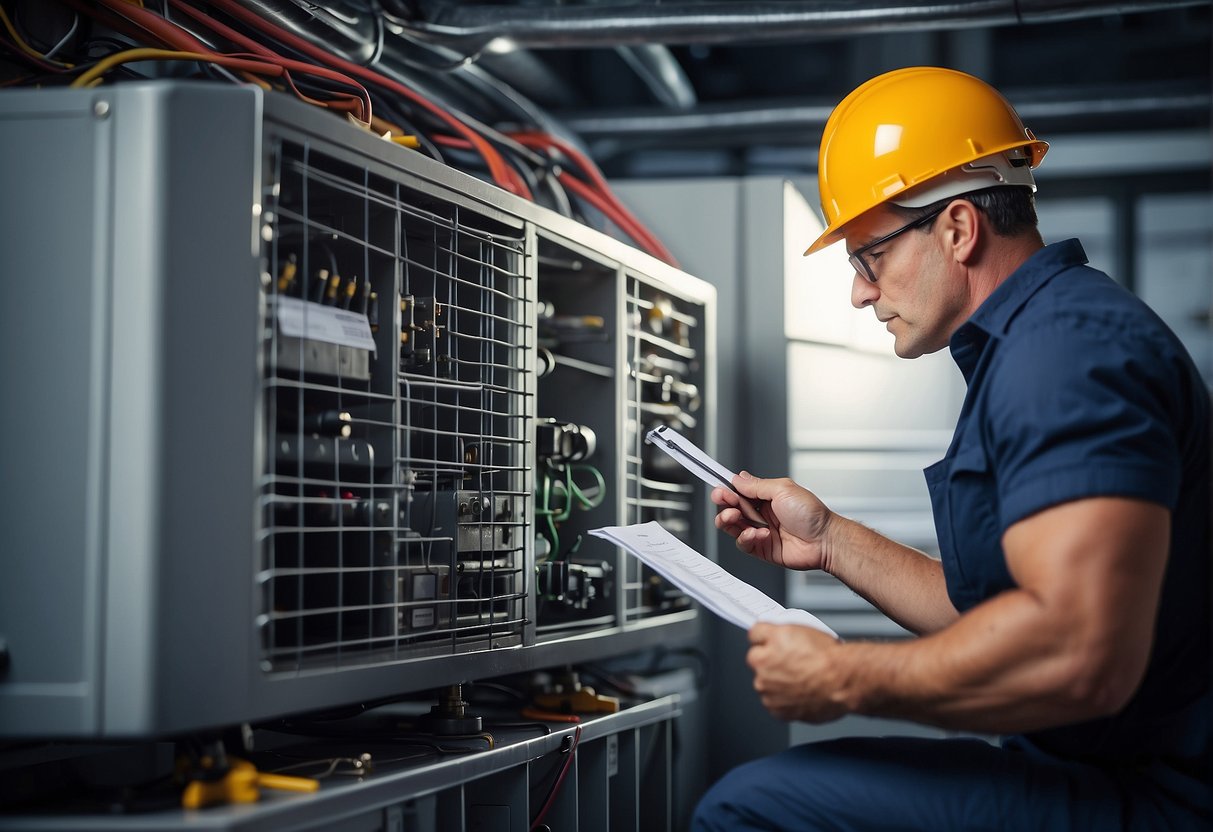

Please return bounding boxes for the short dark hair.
[891,186,1038,238]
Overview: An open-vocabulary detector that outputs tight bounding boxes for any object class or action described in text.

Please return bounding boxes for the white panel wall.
[1137,193,1213,381]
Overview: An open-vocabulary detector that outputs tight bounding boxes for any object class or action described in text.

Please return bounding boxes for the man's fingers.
[714,509,749,541]
[736,525,770,548]
[748,622,773,644]
[731,470,766,499]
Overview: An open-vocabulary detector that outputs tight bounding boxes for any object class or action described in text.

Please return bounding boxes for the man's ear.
[942,199,980,264]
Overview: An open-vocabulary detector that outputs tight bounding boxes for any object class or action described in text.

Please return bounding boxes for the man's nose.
[851,271,879,309]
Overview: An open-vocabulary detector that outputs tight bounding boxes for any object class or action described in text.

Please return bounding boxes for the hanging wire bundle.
[0,0,678,265]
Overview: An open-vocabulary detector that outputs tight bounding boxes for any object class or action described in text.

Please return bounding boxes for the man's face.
[843,205,967,359]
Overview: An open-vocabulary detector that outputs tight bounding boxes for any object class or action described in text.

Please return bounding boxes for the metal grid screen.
[258,138,532,672]
[623,275,704,622]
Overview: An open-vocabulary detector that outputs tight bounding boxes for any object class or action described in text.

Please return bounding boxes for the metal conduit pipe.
[399,0,1208,50]
[558,84,1212,140]
[614,45,699,110]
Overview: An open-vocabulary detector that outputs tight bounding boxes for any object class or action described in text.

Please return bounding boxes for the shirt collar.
[948,239,1089,381]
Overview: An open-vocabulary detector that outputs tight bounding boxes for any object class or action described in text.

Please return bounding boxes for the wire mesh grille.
[257,138,532,672]
[623,276,704,622]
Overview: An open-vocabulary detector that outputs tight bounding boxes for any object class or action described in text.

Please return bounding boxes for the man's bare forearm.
[818,498,1166,733]
[821,515,958,635]
[825,588,1128,732]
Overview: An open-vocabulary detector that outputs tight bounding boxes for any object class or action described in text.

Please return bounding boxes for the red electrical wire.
[168,0,406,135]
[95,0,211,52]
[433,134,666,261]
[167,0,277,59]
[509,131,678,266]
[75,0,666,252]
[507,133,674,264]
[93,0,374,123]
[558,172,674,261]
[529,725,581,831]
[201,0,530,200]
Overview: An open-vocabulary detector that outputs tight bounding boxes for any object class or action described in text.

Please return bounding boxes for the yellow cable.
[69,48,256,89]
[240,70,272,91]
[0,6,74,67]
[67,50,345,129]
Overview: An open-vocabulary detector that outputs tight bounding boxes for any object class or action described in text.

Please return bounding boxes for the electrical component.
[418,685,484,736]
[536,419,597,464]
[537,559,612,612]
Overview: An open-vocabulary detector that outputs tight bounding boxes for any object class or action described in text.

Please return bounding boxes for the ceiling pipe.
[401,0,1208,51]
[558,83,1212,140]
[615,45,699,110]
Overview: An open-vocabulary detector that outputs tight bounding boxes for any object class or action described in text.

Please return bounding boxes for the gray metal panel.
[0,91,110,735]
[576,736,611,832]
[0,83,264,737]
[122,84,263,734]
[609,728,639,831]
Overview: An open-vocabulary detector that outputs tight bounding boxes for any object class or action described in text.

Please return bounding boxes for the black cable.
[465,679,528,704]
[83,35,139,57]
[501,142,542,203]
[383,27,487,74]
[538,168,573,218]
[487,721,553,736]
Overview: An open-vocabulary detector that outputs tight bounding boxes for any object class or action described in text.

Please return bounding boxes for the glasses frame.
[847,205,946,284]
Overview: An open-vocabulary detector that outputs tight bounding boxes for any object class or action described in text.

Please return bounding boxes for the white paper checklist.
[590,521,837,637]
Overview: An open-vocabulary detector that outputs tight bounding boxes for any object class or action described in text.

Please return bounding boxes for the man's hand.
[747,622,849,723]
[712,473,834,571]
[716,472,958,634]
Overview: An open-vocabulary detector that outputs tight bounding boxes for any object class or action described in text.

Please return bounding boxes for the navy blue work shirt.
[925,239,1210,778]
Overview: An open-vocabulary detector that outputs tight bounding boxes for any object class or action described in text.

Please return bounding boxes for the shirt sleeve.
[984,312,1183,531]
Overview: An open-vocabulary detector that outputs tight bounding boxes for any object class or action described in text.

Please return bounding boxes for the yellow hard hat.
[805,66,1049,255]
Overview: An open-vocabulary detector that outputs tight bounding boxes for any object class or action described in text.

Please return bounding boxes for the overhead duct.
[615,45,699,110]
[393,1,1208,51]
[558,82,1212,143]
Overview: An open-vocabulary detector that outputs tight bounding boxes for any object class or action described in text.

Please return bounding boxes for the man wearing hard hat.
[696,67,1210,830]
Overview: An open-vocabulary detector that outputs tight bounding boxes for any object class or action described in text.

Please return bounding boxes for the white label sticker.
[275,296,377,351]
[411,608,435,629]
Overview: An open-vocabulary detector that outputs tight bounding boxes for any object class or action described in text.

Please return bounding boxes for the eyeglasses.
[847,206,945,284]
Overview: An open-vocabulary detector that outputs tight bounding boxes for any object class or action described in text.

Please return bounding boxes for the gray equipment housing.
[0,83,716,738]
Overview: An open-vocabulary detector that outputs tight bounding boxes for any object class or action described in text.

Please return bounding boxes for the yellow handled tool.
[182,758,318,809]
